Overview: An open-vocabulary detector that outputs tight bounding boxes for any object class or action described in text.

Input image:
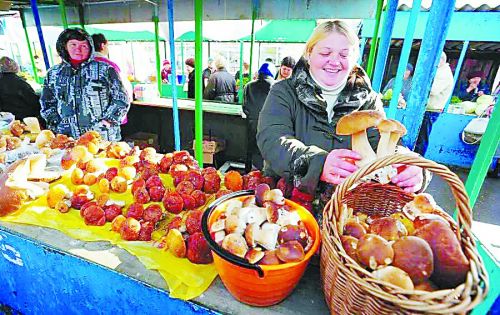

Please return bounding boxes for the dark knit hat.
[468,71,484,80]
[185,58,195,68]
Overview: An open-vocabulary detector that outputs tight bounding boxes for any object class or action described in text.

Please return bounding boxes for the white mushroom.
[224,214,246,235]
[245,207,267,226]
[225,199,243,216]
[336,110,384,166]
[255,223,281,250]
[376,119,407,158]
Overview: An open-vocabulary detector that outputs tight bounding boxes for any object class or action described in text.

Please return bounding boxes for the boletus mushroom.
[336,110,384,166]
[376,119,407,158]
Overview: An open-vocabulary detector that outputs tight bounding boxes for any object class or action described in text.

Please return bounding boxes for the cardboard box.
[192,137,225,164]
[125,132,159,150]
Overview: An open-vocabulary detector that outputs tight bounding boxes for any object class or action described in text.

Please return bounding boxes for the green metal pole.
[48,45,55,66]
[248,2,257,81]
[464,98,500,209]
[58,0,68,29]
[194,0,204,166]
[180,40,185,79]
[238,40,244,103]
[366,0,384,77]
[20,10,39,84]
[153,14,162,96]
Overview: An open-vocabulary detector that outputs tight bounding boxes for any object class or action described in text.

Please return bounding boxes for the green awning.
[239,20,317,43]
[71,25,165,41]
[175,31,212,42]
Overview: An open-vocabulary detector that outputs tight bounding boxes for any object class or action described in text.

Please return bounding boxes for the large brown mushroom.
[376,119,407,158]
[336,110,384,166]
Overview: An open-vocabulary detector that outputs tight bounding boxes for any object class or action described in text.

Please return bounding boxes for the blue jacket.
[40,30,129,141]
[455,80,491,102]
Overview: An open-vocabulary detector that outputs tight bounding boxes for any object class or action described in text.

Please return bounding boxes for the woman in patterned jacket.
[40,28,129,141]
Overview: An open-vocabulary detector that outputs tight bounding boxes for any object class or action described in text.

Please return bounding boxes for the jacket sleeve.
[257,83,328,195]
[204,76,216,100]
[102,67,130,125]
[40,71,61,130]
[242,84,250,117]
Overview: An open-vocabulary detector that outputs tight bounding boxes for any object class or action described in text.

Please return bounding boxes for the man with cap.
[242,62,276,171]
[185,57,195,99]
[0,56,41,121]
[455,70,491,101]
[40,28,129,141]
[382,63,414,102]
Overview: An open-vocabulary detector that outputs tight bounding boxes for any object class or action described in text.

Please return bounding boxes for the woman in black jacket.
[185,58,196,99]
[0,56,41,121]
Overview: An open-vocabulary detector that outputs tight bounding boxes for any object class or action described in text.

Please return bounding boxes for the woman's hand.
[391,164,423,193]
[320,149,361,185]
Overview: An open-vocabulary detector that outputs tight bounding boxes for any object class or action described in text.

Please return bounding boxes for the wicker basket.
[320,154,489,314]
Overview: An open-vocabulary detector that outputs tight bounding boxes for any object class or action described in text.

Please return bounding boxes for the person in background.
[382,63,414,105]
[185,57,195,99]
[235,61,250,81]
[257,21,425,220]
[243,62,276,172]
[202,57,214,90]
[0,56,41,122]
[455,71,491,101]
[92,33,133,110]
[276,56,296,81]
[161,60,172,83]
[40,28,129,141]
[264,57,276,78]
[415,52,454,155]
[203,55,237,103]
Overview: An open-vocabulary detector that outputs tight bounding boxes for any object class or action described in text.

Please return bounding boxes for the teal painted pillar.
[400,0,456,148]
[365,0,384,77]
[387,0,422,119]
[58,0,68,29]
[167,0,181,151]
[443,40,469,113]
[238,41,244,104]
[20,10,39,83]
[371,0,398,92]
[194,0,203,166]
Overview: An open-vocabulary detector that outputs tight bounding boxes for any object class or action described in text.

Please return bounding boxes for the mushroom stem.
[387,133,402,156]
[377,132,392,158]
[352,130,377,166]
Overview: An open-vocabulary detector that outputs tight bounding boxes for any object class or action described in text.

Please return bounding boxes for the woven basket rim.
[320,154,490,314]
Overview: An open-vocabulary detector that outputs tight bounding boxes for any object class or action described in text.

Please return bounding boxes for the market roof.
[175,31,212,42]
[239,20,316,43]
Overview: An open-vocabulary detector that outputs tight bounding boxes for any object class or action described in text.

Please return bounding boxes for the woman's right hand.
[320,149,361,185]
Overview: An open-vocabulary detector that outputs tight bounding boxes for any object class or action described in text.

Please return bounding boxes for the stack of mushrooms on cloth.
[335,110,426,191]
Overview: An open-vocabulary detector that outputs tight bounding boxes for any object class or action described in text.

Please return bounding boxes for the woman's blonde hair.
[303,20,360,61]
[214,55,227,69]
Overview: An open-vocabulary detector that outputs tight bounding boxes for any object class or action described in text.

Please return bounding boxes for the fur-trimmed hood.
[56,28,95,64]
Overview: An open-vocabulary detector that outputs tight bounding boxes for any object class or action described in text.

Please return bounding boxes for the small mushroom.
[245,248,265,264]
[376,119,407,158]
[372,266,414,291]
[259,250,281,265]
[343,219,367,239]
[221,233,248,258]
[225,199,243,216]
[336,110,384,166]
[340,235,359,260]
[244,223,260,247]
[166,228,187,258]
[255,183,285,206]
[275,208,301,227]
[369,217,407,241]
[245,207,267,225]
[277,224,309,248]
[210,230,226,245]
[265,202,280,224]
[276,240,305,263]
[255,222,281,250]
[210,219,226,233]
[224,214,246,235]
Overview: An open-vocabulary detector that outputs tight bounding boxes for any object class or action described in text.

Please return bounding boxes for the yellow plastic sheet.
[0,159,218,300]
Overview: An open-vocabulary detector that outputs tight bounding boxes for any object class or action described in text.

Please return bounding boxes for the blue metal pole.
[167,0,181,151]
[30,0,50,71]
[443,40,469,113]
[358,37,366,65]
[371,0,398,93]
[387,0,422,119]
[401,0,456,148]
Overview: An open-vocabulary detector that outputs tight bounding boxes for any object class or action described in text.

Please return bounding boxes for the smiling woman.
[256,20,425,222]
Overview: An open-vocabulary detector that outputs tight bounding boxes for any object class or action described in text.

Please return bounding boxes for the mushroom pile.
[210,183,314,265]
[336,111,407,183]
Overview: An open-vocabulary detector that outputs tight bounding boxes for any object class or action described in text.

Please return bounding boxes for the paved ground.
[426,168,499,225]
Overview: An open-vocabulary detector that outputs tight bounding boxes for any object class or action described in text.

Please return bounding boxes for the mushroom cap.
[336,110,385,135]
[378,119,407,135]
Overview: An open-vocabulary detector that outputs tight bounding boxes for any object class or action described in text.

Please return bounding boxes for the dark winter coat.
[203,68,237,103]
[0,73,41,121]
[187,70,195,99]
[40,28,129,141]
[257,57,383,195]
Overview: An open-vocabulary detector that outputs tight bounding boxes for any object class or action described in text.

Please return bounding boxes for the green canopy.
[175,31,212,42]
[239,20,316,43]
[72,26,165,41]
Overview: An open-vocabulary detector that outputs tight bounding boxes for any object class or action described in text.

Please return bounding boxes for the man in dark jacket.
[40,28,129,141]
[203,56,237,103]
[243,62,276,171]
[0,56,41,121]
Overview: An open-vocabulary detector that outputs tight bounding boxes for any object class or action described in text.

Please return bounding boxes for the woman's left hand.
[391,164,423,193]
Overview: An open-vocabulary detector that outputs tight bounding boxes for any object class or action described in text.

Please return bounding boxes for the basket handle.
[328,154,474,234]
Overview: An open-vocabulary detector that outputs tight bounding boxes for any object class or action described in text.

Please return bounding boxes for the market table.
[123,98,248,164]
[0,220,329,314]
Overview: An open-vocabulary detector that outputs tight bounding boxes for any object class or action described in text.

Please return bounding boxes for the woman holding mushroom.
[257,21,425,214]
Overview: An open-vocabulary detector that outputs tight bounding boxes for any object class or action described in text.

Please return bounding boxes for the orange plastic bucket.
[202,190,321,307]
